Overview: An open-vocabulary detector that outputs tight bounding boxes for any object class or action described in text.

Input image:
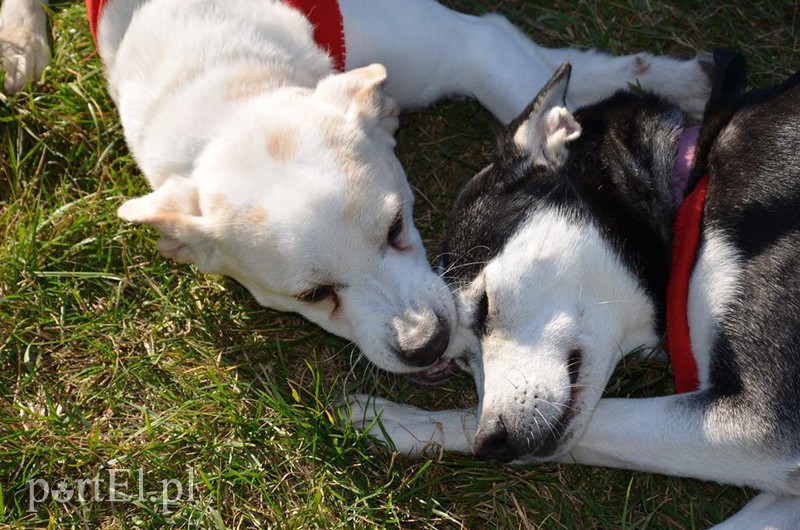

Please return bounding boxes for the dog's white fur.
[686,231,742,388]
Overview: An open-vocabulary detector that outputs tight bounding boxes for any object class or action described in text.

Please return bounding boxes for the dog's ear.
[510,63,581,169]
[316,64,400,135]
[118,176,217,271]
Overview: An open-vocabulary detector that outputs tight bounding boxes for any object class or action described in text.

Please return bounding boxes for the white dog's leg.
[563,396,800,496]
[0,0,49,93]
[338,0,710,123]
[538,46,712,119]
[343,394,476,458]
[711,493,800,530]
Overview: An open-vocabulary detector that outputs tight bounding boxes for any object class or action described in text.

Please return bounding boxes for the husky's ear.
[118,176,216,271]
[511,63,581,169]
[316,64,400,135]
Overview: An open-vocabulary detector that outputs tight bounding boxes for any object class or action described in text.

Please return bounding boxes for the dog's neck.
[575,115,705,339]
[589,121,705,389]
[643,124,704,333]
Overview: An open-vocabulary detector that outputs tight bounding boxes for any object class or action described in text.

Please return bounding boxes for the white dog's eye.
[296,285,338,306]
[387,212,407,250]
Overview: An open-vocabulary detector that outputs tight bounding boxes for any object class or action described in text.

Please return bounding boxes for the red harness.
[85,0,347,71]
[665,127,707,394]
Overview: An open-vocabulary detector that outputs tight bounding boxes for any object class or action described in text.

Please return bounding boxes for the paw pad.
[634,56,651,74]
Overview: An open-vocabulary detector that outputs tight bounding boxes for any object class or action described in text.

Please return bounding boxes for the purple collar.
[672,126,700,205]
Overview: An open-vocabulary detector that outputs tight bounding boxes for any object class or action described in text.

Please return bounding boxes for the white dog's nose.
[400,320,450,367]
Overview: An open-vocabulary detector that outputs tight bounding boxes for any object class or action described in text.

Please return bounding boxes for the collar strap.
[86,0,109,42]
[285,0,347,72]
[666,127,707,393]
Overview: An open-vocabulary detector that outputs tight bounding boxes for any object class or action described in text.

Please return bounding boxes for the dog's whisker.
[437,246,492,278]
[531,396,580,415]
[548,382,602,393]
[439,258,490,277]
[343,343,366,387]
[533,406,559,440]
[595,299,638,306]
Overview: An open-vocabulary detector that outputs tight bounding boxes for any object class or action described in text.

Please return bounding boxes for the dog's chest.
[685,229,742,389]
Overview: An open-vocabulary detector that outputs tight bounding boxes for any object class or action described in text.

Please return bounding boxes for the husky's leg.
[710,493,800,530]
[562,395,800,496]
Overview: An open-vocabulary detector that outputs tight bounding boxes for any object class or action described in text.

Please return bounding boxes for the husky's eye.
[387,212,406,250]
[567,348,583,386]
[296,285,338,305]
[474,290,489,336]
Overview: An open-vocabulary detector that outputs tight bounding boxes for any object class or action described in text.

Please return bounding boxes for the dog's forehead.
[444,159,564,287]
[460,206,598,295]
[198,104,405,201]
[444,165,505,284]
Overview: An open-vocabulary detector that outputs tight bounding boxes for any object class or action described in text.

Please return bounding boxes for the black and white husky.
[348,59,800,527]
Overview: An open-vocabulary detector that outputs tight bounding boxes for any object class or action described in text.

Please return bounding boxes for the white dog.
[1,0,711,380]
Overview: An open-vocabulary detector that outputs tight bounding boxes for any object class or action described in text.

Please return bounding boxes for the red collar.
[85,0,347,72]
[665,127,706,393]
[285,0,347,72]
[85,0,108,42]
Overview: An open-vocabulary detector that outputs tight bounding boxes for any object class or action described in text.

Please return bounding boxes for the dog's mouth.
[477,350,585,462]
[407,356,460,385]
[519,351,585,459]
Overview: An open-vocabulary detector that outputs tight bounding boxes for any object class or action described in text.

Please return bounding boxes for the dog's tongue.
[672,126,700,204]
[408,357,459,386]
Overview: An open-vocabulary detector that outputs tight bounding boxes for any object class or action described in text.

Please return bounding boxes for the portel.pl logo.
[27,467,195,513]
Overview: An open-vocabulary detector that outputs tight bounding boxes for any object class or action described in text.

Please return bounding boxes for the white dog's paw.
[340,394,477,459]
[0,10,50,93]
[631,53,712,120]
[341,394,445,458]
[562,50,712,121]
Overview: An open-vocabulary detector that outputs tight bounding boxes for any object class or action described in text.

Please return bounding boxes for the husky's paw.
[0,15,50,93]
[341,394,476,458]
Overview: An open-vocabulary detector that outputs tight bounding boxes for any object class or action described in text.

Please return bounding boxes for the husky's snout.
[474,407,553,462]
[473,415,517,462]
[474,403,570,463]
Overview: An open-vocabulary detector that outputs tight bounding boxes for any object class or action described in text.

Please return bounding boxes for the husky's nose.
[474,415,516,463]
[400,319,450,367]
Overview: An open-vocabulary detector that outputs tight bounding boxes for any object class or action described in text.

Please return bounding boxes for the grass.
[0,0,797,528]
